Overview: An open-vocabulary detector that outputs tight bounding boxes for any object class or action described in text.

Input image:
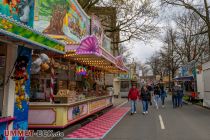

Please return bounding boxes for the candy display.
[76,66,87,76]
[11,55,29,110]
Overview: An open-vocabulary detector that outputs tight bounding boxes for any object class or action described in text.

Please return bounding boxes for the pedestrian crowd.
[128,82,184,115]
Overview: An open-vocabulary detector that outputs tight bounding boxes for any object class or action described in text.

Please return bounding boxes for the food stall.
[0,2,65,140]
[28,36,127,128]
[28,0,127,129]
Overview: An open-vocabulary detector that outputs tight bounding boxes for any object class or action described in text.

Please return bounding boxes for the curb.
[183,100,210,110]
[183,100,192,105]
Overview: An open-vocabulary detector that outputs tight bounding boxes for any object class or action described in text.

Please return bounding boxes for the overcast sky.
[127,1,184,63]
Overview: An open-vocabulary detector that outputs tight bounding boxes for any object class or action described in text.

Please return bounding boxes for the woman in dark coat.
[140,85,151,115]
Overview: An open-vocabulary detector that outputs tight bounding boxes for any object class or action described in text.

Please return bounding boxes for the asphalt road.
[104,97,210,140]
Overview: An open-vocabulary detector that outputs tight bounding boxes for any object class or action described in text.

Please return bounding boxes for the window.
[0,44,7,116]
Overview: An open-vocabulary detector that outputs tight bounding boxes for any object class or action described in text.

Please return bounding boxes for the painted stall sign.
[0,16,65,53]
[181,60,196,77]
[0,0,34,27]
[91,15,103,46]
[34,0,90,43]
[68,104,88,121]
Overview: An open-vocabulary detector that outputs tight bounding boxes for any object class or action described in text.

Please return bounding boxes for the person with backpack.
[128,83,140,115]
[140,85,151,115]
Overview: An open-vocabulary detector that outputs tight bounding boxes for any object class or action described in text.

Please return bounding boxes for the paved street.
[104,97,210,140]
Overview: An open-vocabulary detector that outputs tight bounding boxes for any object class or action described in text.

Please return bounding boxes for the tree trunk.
[207,25,210,59]
[43,6,67,35]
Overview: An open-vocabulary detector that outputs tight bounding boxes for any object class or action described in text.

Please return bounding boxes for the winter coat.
[128,88,140,100]
[160,89,167,98]
[141,88,151,101]
[177,89,184,98]
[154,86,160,96]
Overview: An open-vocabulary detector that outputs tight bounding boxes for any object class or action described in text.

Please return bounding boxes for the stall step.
[64,107,130,140]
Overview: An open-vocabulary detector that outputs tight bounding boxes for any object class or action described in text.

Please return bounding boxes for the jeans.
[172,95,178,108]
[161,96,165,105]
[154,95,160,108]
[178,96,183,107]
[131,100,137,113]
[142,100,148,112]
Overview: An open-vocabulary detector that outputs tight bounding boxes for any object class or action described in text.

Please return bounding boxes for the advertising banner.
[34,0,90,43]
[0,0,34,27]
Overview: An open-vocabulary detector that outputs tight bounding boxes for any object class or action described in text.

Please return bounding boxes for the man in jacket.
[128,83,140,115]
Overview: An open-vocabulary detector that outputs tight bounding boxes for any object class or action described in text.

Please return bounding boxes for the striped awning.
[65,36,128,74]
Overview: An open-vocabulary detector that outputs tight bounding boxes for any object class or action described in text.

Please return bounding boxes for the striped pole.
[50,59,55,103]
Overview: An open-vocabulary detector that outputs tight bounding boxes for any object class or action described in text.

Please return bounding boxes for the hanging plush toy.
[11,55,29,110]
[31,53,50,73]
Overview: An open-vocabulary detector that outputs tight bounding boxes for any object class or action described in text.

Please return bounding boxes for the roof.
[65,35,128,74]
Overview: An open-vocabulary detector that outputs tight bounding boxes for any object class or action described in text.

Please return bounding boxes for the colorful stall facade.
[0,2,65,140]
[34,0,90,44]
[0,0,34,27]
[28,1,127,129]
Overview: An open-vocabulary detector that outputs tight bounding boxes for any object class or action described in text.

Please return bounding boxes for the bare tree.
[161,28,181,79]
[140,64,150,77]
[79,0,159,44]
[175,11,208,64]
[161,0,210,56]
[146,53,162,77]
[102,0,159,44]
[118,44,133,64]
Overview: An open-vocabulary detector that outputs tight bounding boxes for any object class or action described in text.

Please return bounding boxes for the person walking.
[128,83,140,115]
[140,85,151,115]
[147,84,153,105]
[177,85,184,107]
[160,86,167,108]
[172,85,178,108]
[153,84,160,109]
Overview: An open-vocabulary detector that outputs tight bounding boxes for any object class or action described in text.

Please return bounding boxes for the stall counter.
[28,95,113,128]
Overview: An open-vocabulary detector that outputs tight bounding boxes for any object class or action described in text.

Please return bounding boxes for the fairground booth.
[0,1,65,140]
[173,61,198,101]
[28,0,128,129]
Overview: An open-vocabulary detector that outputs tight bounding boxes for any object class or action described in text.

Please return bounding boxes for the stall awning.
[173,76,194,81]
[0,14,65,54]
[65,35,128,74]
